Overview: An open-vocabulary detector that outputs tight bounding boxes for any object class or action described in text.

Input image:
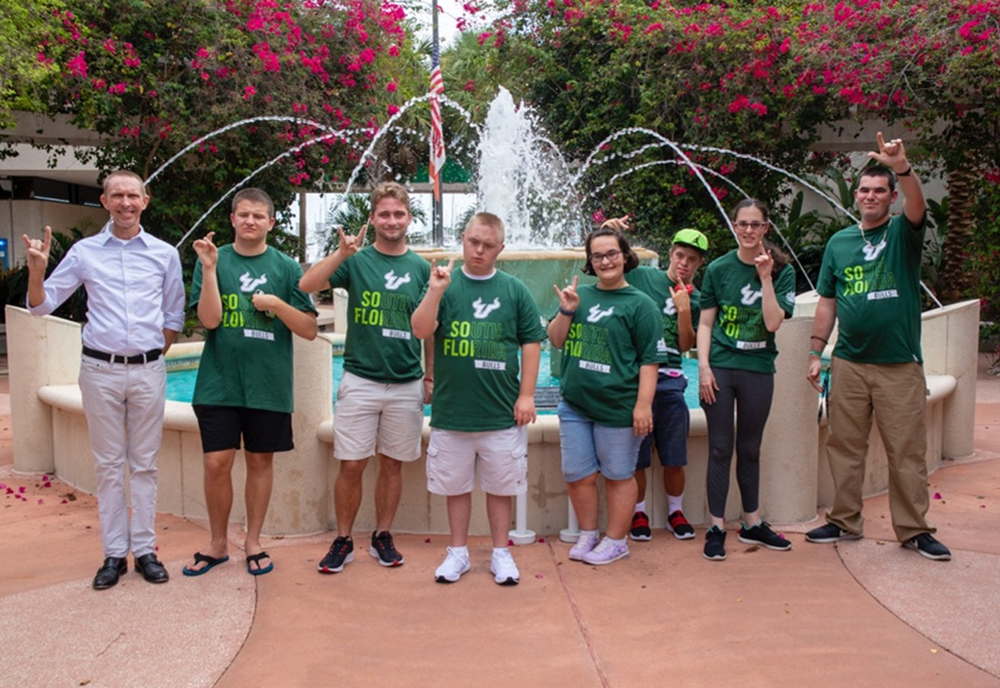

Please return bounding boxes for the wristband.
[558,307,576,317]
[896,166,912,177]
[424,377,434,382]
[808,349,823,358]
[810,335,828,345]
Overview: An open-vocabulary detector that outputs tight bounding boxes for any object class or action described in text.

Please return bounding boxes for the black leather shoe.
[93,557,127,590]
[135,553,170,584]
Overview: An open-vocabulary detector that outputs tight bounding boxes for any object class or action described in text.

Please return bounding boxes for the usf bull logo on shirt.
[384,269,411,290]
[239,272,268,292]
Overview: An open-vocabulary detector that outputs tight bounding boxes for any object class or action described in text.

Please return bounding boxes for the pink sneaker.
[582,537,630,566]
[569,531,601,561]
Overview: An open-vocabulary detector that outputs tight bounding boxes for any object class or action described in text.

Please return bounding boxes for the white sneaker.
[490,548,520,586]
[582,537,630,566]
[434,547,470,583]
[568,531,601,561]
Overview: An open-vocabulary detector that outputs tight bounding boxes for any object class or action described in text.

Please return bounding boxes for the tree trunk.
[936,166,977,304]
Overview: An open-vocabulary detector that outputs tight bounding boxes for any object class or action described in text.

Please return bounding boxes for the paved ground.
[1,356,998,688]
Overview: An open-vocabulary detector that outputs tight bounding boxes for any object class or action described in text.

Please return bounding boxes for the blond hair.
[465,212,505,243]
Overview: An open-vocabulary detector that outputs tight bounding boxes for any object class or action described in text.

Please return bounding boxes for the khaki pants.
[825,357,934,542]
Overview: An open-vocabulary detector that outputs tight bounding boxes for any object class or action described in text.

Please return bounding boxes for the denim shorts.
[636,372,690,470]
[558,402,642,482]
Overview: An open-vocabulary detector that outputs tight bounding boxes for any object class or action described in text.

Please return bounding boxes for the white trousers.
[78,355,166,558]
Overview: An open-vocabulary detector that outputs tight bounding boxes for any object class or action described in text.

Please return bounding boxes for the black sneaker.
[666,510,696,540]
[703,526,727,561]
[805,522,863,544]
[318,536,354,573]
[903,533,951,561]
[739,521,792,551]
[629,511,652,541]
[370,530,404,567]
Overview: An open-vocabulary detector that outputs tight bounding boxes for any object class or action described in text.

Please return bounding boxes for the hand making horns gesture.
[22,226,52,274]
[552,275,580,313]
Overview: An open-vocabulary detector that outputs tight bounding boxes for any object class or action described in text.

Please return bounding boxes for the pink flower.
[18,486,25,494]
[933,492,942,500]
[671,185,686,196]
[108,82,127,95]
[388,45,400,56]
[464,79,475,91]
[67,51,88,78]
[592,209,607,224]
[387,104,399,115]
[386,81,398,93]
[61,500,68,504]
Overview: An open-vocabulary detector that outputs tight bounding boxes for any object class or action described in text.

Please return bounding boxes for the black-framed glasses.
[590,249,621,264]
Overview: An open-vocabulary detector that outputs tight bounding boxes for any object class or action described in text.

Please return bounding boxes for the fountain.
[7,86,980,540]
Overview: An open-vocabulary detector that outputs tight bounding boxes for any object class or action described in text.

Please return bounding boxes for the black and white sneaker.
[903,533,951,561]
[318,536,354,573]
[370,530,404,567]
[805,522,863,544]
[703,526,727,561]
[739,521,792,551]
[629,511,652,541]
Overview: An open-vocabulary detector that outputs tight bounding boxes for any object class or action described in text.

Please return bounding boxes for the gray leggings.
[700,367,774,519]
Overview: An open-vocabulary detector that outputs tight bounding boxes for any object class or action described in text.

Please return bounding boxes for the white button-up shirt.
[28,223,185,354]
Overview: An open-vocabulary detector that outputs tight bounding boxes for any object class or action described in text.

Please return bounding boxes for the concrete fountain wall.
[7,295,979,536]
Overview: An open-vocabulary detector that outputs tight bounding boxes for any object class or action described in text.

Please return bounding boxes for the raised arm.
[754,246,785,333]
[411,259,453,340]
[299,225,363,293]
[673,276,696,352]
[870,132,925,227]
[547,276,579,349]
[193,232,222,330]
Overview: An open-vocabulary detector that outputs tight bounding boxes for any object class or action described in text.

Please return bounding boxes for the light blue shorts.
[558,402,641,482]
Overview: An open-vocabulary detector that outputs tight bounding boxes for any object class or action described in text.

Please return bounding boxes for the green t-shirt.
[699,251,796,375]
[429,270,546,432]
[817,214,925,364]
[557,283,668,428]
[190,245,318,413]
[330,246,431,383]
[628,265,701,370]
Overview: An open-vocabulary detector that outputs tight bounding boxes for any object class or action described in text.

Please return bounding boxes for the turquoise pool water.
[166,350,701,412]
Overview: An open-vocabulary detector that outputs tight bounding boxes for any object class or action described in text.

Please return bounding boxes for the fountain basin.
[7,297,978,536]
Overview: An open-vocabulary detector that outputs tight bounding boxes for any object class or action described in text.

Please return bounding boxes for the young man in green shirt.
[184,188,318,577]
[412,212,546,585]
[625,227,707,541]
[806,134,950,561]
[300,182,432,573]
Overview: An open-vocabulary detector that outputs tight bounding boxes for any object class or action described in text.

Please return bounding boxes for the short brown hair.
[232,187,275,218]
[465,212,505,243]
[102,170,146,196]
[370,181,410,213]
[582,227,640,276]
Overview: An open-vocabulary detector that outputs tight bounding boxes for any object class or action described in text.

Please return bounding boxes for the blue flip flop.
[246,551,274,576]
[182,552,230,576]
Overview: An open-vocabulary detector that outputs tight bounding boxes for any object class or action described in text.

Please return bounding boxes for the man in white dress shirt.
[24,170,185,589]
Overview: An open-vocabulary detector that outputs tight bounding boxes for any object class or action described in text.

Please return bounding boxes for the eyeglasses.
[734,221,767,230]
[590,249,621,264]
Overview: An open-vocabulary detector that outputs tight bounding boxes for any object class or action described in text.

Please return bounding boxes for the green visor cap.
[671,228,709,253]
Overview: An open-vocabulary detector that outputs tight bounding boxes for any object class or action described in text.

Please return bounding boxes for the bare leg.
[634,468,647,506]
[486,493,512,548]
[605,477,638,540]
[446,493,473,547]
[664,466,685,499]
[334,457,369,538]
[244,451,274,570]
[187,449,236,572]
[567,473,600,531]
[374,454,403,533]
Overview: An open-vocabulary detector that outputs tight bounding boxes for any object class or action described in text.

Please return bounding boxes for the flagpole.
[431,0,444,246]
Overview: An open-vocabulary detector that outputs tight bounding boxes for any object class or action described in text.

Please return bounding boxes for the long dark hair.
[581,227,640,276]
[731,198,790,281]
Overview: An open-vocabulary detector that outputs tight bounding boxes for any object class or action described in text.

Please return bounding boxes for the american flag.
[429,42,445,203]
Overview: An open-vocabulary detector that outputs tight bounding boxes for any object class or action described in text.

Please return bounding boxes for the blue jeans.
[558,402,642,482]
